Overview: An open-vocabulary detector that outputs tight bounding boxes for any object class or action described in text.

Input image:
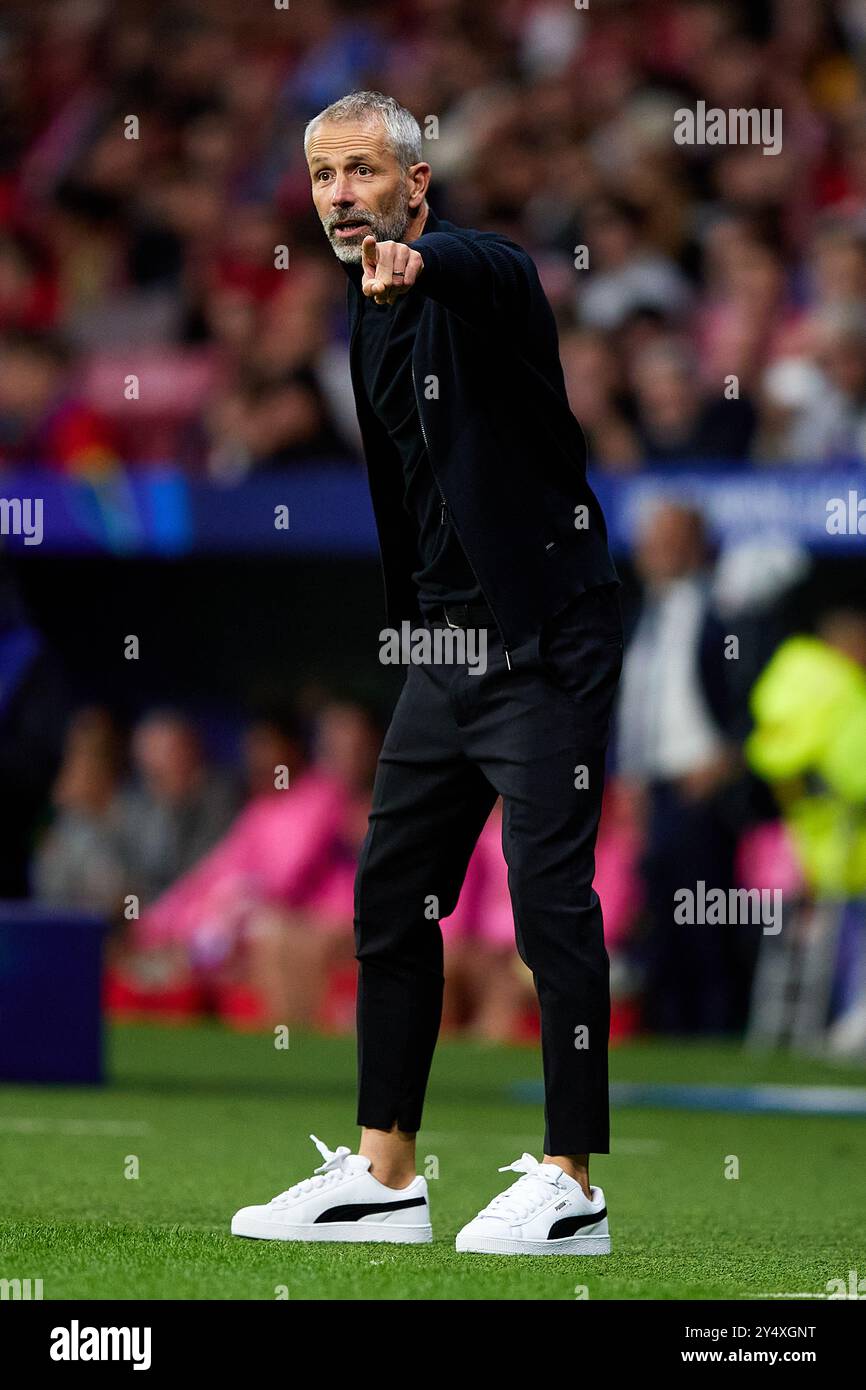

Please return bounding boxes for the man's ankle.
[369,1165,417,1189]
[359,1125,417,1188]
[543,1153,591,1199]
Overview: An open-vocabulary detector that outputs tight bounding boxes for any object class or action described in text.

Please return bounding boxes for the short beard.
[323,183,413,264]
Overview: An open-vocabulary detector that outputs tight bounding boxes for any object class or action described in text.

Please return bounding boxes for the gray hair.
[303,90,423,170]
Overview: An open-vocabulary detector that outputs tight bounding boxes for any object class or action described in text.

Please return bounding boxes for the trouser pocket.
[538,584,624,713]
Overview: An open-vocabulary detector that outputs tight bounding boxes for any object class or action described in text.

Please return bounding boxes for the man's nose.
[330,178,355,206]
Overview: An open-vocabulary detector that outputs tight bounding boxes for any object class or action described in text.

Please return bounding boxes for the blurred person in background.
[190,245,357,473]
[0,330,119,474]
[818,608,866,669]
[242,706,308,799]
[807,304,866,461]
[755,354,831,463]
[0,230,58,332]
[122,709,240,907]
[808,221,866,317]
[128,698,380,1029]
[203,365,349,479]
[630,338,757,466]
[745,609,866,1054]
[759,303,866,465]
[616,501,747,1033]
[768,304,866,464]
[558,325,640,471]
[239,698,381,1027]
[32,707,128,917]
[576,196,691,333]
[695,227,798,394]
[755,221,866,460]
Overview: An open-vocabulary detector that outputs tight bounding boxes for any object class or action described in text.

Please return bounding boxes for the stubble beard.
[323,182,413,264]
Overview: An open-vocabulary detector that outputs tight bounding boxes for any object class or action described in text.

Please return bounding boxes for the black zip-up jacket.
[344,204,618,658]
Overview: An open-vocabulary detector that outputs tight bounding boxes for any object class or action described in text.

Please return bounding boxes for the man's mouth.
[332,217,371,238]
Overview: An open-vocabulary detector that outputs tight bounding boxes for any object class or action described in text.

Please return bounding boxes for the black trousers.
[353,583,623,1154]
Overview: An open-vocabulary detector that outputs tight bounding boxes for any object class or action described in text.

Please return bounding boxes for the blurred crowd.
[3,1,866,474]
[6,497,866,1050]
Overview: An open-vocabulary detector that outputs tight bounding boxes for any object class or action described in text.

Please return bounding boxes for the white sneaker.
[231,1135,432,1244]
[455,1153,610,1256]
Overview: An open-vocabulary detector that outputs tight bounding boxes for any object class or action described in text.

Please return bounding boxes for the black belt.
[430,601,496,629]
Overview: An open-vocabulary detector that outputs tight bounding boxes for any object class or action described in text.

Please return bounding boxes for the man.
[616,503,746,1033]
[123,711,240,904]
[231,91,621,1255]
[0,331,120,476]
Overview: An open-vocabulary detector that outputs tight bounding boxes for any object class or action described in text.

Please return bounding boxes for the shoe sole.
[455,1233,610,1256]
[231,1217,433,1244]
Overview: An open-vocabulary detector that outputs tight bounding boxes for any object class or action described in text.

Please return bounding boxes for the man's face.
[636,504,705,586]
[818,329,866,400]
[307,119,415,263]
[0,348,57,418]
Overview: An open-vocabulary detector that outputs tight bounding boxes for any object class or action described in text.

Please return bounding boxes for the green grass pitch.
[2,1024,865,1300]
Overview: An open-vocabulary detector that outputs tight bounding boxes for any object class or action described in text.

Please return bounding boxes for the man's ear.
[408,162,431,209]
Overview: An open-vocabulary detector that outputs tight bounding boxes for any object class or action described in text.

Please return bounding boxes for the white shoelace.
[478,1152,564,1223]
[270,1135,354,1207]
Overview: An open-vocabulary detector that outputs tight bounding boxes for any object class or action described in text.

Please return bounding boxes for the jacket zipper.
[411,358,512,671]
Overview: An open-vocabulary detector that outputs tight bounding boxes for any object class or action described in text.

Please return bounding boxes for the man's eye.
[357,166,372,175]
[316,171,331,181]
